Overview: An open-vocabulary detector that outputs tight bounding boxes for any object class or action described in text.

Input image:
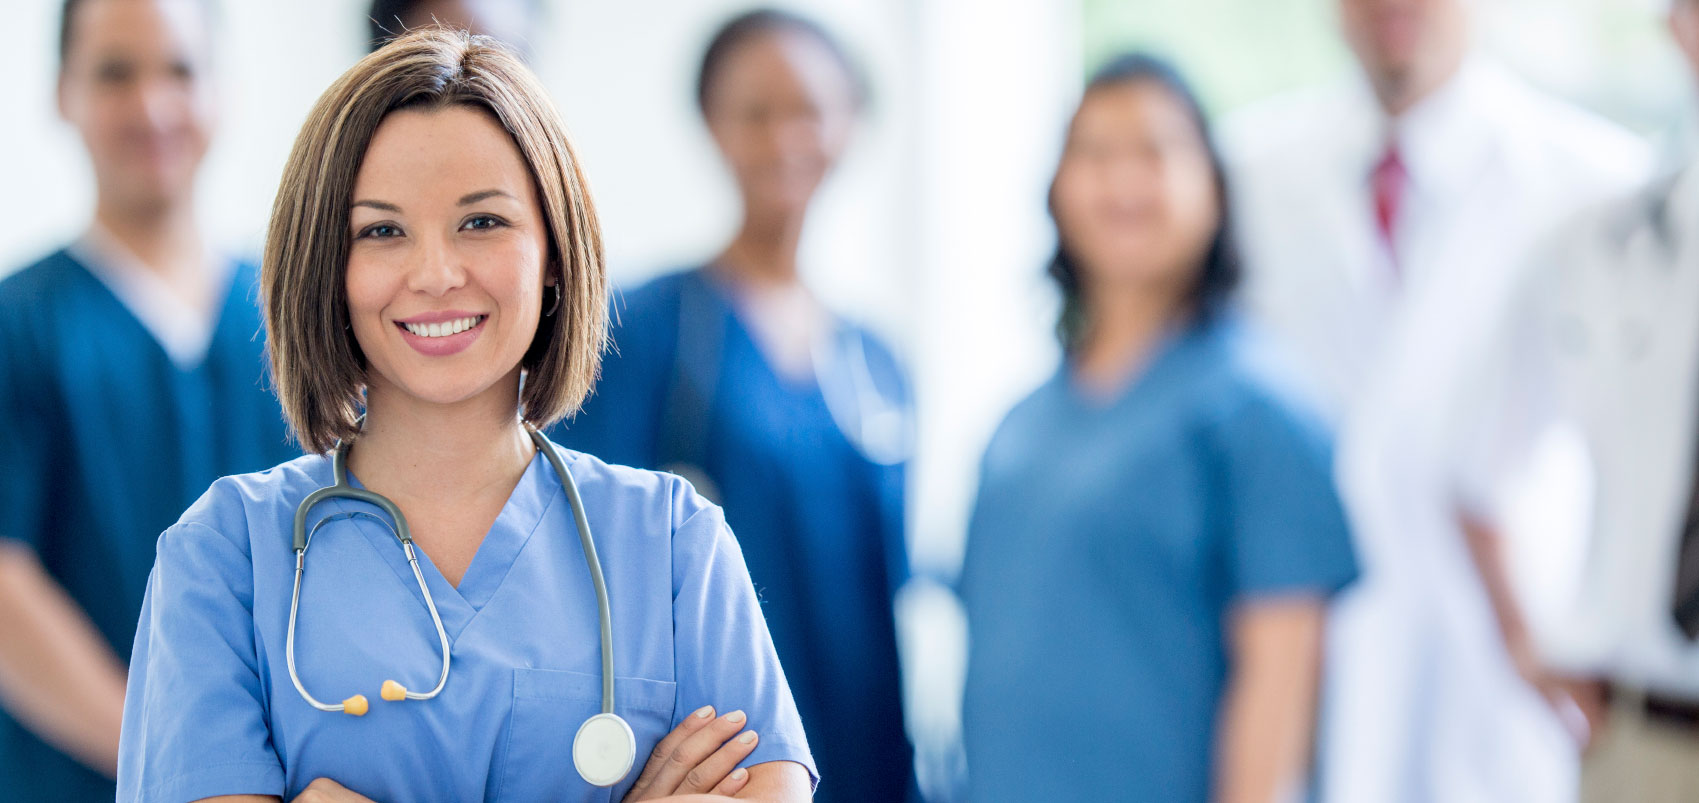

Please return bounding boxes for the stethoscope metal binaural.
[286,425,636,787]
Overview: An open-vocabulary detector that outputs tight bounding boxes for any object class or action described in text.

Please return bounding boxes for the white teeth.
[403,316,483,338]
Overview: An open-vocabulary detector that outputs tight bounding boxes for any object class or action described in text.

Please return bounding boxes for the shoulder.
[166,454,329,556]
[1479,66,1651,192]
[0,249,87,310]
[1184,316,1332,443]
[979,372,1067,478]
[554,446,722,535]
[609,268,697,329]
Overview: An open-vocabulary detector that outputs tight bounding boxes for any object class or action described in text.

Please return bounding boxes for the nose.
[405,233,468,297]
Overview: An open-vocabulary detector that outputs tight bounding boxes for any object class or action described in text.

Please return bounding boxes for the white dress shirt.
[1225,58,1651,803]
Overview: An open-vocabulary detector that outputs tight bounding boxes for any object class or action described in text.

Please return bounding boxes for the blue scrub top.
[551,268,912,803]
[0,249,297,803]
[960,314,1357,803]
[117,444,816,802]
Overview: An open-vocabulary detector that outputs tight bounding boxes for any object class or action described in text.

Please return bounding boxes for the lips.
[393,313,488,357]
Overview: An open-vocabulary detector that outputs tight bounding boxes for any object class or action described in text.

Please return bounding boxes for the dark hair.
[60,0,214,67]
[367,0,539,53]
[1048,52,1241,351]
[695,7,866,114]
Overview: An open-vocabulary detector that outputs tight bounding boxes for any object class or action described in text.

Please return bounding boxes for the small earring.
[544,283,561,316]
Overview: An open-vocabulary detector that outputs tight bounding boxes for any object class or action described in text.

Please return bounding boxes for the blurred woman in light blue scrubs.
[117,29,814,803]
[959,55,1358,803]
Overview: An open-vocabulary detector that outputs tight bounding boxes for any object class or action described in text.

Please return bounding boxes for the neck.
[716,208,805,286]
[93,194,205,277]
[1372,52,1465,119]
[1074,282,1188,393]
[348,372,535,504]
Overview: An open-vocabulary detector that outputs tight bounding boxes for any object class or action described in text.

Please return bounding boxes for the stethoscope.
[286,425,636,787]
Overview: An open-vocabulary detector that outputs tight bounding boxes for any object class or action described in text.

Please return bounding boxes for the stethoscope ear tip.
[380,680,408,701]
[342,695,370,716]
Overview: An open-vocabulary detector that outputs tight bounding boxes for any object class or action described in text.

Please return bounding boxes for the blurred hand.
[623,706,759,801]
[291,778,378,802]
[1507,635,1607,750]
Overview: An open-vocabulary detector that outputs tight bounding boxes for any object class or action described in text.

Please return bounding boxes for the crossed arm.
[194,704,811,803]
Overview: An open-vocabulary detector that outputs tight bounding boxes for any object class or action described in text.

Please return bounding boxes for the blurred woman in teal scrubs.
[960,54,1358,803]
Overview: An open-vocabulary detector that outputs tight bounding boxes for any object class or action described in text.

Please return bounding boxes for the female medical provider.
[958,55,1359,803]
[116,29,815,803]
[552,11,912,802]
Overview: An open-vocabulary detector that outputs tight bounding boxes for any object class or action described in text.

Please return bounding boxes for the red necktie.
[1372,144,1407,268]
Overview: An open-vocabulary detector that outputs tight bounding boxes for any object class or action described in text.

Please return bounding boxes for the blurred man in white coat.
[1454,3,1699,801]
[1224,0,1650,800]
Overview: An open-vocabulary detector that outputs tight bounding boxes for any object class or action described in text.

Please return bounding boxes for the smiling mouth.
[397,315,487,338]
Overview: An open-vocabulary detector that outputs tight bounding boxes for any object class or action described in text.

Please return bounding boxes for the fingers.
[627,705,718,799]
[684,731,758,794]
[709,766,752,796]
[645,709,756,796]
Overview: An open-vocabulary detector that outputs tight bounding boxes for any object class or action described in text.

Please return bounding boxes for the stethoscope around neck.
[285,423,637,787]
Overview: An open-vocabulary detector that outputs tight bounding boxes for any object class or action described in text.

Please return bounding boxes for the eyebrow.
[458,189,516,206]
[349,189,515,214]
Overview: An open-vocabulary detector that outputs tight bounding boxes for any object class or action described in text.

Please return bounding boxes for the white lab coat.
[1460,161,1699,700]
[1223,59,1651,803]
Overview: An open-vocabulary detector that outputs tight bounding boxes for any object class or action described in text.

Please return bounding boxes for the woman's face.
[1052,81,1220,299]
[703,30,857,223]
[345,105,551,411]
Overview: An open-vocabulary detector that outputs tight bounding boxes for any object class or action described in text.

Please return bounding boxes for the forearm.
[1458,513,1531,650]
[0,542,127,776]
[651,760,812,802]
[1214,598,1325,803]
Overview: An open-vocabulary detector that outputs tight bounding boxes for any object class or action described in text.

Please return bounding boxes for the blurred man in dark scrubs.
[0,2,295,800]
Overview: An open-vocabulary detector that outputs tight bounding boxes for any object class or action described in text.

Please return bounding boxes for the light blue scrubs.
[960,314,1357,803]
[117,442,816,802]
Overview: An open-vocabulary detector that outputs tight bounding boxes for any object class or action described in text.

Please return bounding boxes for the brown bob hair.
[263,27,606,454]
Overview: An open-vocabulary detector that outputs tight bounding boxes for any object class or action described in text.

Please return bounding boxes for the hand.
[290,778,378,802]
[622,706,761,801]
[1507,635,1607,750]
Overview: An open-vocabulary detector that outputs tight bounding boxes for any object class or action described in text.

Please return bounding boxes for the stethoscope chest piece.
[573,712,636,787]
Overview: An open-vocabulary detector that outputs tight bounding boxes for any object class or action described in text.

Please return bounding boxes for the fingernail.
[694,705,713,719]
[731,768,748,781]
[726,710,746,724]
[739,730,757,745]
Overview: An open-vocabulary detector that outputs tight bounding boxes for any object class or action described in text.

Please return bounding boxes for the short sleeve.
[669,485,819,789]
[117,520,284,803]
[0,320,48,549]
[1215,391,1359,599]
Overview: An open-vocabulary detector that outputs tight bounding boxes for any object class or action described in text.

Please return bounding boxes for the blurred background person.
[1224,0,1652,800]
[365,0,539,54]
[0,1,297,801]
[551,8,915,802]
[959,54,1358,803]
[1453,2,1699,801]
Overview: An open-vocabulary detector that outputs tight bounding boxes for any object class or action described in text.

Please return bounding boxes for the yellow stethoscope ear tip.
[342,695,369,716]
[380,680,408,701]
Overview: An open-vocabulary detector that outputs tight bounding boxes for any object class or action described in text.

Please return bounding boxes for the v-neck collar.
[323,449,564,643]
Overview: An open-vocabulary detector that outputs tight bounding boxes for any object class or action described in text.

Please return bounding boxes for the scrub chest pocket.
[493,668,677,802]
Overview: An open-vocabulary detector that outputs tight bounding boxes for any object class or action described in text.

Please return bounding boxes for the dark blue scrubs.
[552,268,914,802]
[0,249,298,803]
